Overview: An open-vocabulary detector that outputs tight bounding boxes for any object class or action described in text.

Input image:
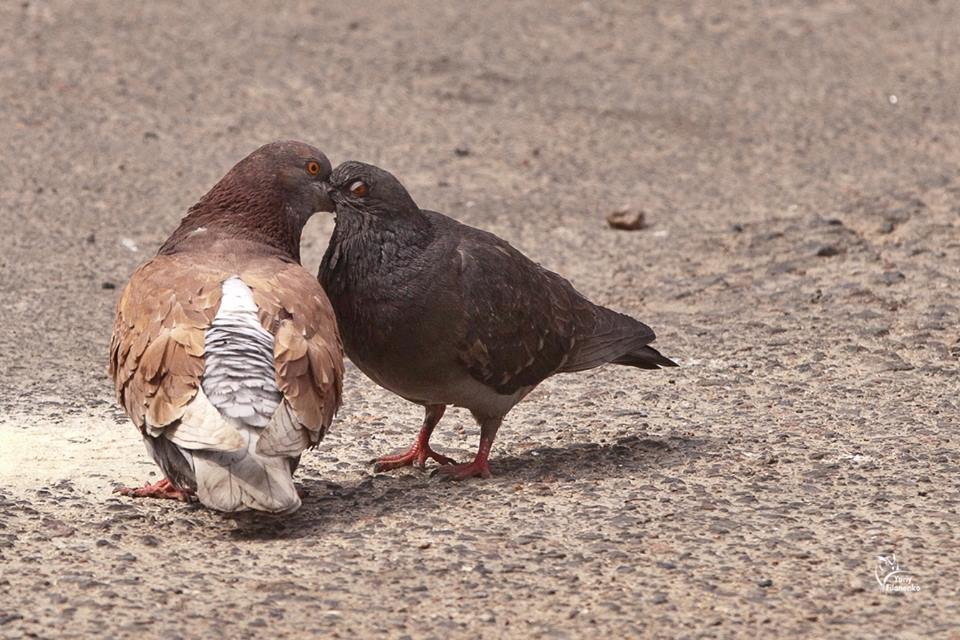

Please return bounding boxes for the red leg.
[433,415,501,480]
[374,405,456,472]
[115,477,193,502]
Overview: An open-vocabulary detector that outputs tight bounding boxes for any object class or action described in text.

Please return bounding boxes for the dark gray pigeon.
[319,161,677,479]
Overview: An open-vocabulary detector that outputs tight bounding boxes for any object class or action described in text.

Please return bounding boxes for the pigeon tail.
[611,345,678,370]
[144,391,303,514]
[560,309,665,373]
[190,424,301,514]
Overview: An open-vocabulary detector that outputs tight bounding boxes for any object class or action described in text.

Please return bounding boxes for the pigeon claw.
[431,459,492,481]
[373,445,458,473]
[114,477,194,502]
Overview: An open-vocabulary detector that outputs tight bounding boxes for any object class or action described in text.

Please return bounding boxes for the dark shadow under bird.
[318,161,677,479]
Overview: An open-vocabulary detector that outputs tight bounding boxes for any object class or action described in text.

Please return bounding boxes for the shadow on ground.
[226,433,707,540]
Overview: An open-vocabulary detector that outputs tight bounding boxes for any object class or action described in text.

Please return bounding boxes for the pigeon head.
[327,161,421,221]
[161,140,333,259]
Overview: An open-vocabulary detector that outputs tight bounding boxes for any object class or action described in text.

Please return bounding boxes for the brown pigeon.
[318,161,677,480]
[109,141,344,513]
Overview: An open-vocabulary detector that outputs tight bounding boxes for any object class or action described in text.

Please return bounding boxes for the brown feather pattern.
[109,251,343,441]
[247,264,344,439]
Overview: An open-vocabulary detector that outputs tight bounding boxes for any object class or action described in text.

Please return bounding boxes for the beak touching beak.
[316,181,335,212]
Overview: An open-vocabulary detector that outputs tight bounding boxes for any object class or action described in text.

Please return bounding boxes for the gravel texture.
[1,1,957,638]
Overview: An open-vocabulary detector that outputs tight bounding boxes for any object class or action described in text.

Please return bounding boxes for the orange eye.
[306,161,322,175]
[349,180,368,197]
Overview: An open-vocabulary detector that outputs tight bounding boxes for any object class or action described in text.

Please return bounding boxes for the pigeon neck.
[332,207,433,245]
[160,194,305,262]
[320,209,433,293]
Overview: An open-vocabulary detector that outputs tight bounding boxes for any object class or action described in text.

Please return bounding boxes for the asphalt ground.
[0,2,957,638]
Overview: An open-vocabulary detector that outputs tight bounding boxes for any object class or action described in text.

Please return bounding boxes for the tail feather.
[612,345,678,370]
[145,390,302,514]
[560,308,676,373]
[190,425,300,514]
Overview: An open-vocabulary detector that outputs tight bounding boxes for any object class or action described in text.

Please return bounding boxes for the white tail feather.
[191,424,300,514]
[164,388,245,451]
[257,401,312,457]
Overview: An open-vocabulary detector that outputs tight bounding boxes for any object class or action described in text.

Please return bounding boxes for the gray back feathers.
[202,276,281,427]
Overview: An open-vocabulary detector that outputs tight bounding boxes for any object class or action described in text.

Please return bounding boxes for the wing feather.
[110,253,343,452]
[247,262,344,444]
[109,255,222,432]
[453,231,583,394]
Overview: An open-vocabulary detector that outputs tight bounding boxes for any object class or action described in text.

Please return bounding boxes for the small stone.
[606,206,647,231]
[454,146,471,157]
[101,281,116,290]
[758,578,773,588]
[869,351,914,372]
[881,271,905,286]
[816,245,842,257]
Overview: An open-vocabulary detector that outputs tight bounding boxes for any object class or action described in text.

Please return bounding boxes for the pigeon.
[109,141,344,513]
[318,161,677,480]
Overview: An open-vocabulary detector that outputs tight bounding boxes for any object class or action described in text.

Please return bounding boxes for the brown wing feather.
[245,262,344,441]
[109,255,223,432]
[110,251,343,442]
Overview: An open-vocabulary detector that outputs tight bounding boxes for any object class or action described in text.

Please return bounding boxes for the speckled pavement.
[0,2,957,638]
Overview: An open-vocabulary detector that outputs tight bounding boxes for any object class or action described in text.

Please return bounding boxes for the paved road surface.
[1,2,957,638]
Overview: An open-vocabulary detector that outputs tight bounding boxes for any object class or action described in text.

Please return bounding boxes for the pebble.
[880,271,905,286]
[606,206,647,231]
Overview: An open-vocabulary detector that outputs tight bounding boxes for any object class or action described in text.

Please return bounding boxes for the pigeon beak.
[315,181,335,213]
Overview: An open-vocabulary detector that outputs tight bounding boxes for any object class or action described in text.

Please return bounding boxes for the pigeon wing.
[109,254,223,432]
[452,229,584,395]
[244,260,344,445]
[110,253,343,448]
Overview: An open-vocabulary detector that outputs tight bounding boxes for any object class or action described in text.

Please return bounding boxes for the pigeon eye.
[349,180,368,197]
[306,161,322,176]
